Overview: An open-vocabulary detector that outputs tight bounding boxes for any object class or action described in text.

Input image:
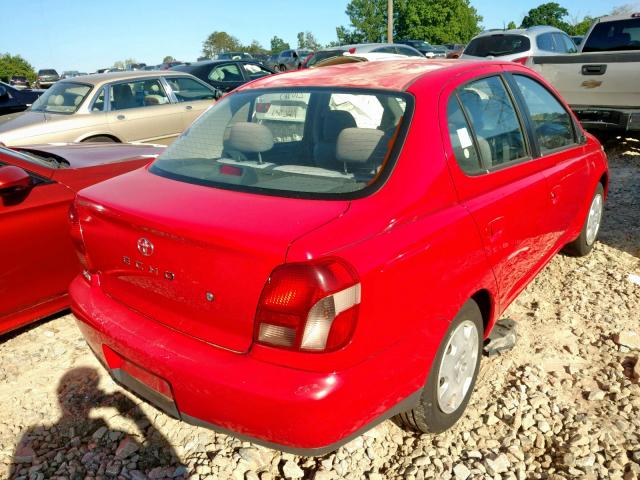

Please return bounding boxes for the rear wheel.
[278,64,287,72]
[396,299,483,433]
[82,135,118,143]
[564,183,604,257]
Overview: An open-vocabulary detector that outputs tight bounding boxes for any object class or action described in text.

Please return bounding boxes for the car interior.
[153,90,409,194]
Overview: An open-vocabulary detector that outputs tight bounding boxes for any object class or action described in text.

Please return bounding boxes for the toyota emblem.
[137,238,154,256]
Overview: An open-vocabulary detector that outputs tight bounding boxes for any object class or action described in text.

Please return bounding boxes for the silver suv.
[461,26,576,65]
[275,49,313,71]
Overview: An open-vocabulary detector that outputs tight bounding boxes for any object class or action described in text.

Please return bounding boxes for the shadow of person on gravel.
[9,367,186,479]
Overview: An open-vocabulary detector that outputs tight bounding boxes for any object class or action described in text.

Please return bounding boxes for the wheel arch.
[78,133,122,143]
[471,288,495,334]
[599,170,609,198]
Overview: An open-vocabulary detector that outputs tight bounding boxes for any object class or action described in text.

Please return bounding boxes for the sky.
[0,0,635,73]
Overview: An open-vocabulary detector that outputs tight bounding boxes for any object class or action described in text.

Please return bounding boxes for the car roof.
[240,59,504,92]
[596,12,640,23]
[59,70,195,86]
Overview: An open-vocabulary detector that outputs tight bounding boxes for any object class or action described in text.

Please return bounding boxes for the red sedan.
[69,60,608,454]
[0,143,164,335]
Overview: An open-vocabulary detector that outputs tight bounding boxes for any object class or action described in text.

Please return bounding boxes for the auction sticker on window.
[457,127,473,149]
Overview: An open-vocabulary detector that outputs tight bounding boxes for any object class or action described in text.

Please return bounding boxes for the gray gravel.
[1,136,639,480]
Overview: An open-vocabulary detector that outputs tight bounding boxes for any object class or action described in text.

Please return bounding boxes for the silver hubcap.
[586,193,603,246]
[437,320,479,414]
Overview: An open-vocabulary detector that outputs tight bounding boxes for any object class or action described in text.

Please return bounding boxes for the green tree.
[162,55,175,64]
[112,58,137,70]
[567,15,595,36]
[337,0,483,45]
[270,36,290,54]
[507,21,517,29]
[520,2,569,30]
[0,53,36,83]
[296,31,322,50]
[396,0,483,43]
[202,31,241,58]
[243,40,267,55]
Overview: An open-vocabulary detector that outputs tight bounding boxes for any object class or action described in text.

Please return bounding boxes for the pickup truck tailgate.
[532,52,640,107]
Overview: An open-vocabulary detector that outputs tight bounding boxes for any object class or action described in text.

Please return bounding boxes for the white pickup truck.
[532,12,640,132]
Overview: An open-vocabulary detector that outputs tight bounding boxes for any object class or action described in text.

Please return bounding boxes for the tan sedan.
[0,71,217,147]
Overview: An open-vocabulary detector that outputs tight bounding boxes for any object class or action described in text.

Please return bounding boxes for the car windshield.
[39,70,57,76]
[582,18,640,52]
[30,82,92,114]
[464,34,531,57]
[411,41,432,49]
[150,87,412,198]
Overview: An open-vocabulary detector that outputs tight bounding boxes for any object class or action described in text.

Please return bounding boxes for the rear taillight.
[255,259,361,352]
[512,56,530,65]
[348,47,356,54]
[68,201,89,272]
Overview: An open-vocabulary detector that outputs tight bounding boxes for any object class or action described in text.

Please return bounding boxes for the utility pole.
[387,0,394,43]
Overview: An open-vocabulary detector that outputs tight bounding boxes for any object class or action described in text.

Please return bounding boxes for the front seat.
[313,110,357,168]
[112,83,138,110]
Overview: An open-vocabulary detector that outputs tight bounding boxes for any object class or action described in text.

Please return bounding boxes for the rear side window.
[167,77,215,102]
[457,76,527,168]
[150,88,411,198]
[446,98,484,174]
[513,75,576,153]
[464,35,530,57]
[583,18,640,52]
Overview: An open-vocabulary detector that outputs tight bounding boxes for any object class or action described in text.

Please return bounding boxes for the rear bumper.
[572,105,640,132]
[69,275,420,455]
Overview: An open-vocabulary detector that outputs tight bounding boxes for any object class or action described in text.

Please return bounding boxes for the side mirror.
[0,165,31,193]
[0,85,8,99]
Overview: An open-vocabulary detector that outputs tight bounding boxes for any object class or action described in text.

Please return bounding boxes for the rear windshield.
[151,88,412,199]
[582,18,640,52]
[306,50,347,67]
[30,81,92,114]
[39,70,58,76]
[464,34,531,57]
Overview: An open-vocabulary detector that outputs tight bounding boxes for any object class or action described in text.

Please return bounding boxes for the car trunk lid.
[76,168,349,353]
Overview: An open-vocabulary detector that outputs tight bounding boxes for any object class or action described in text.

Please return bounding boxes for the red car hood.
[15,142,165,169]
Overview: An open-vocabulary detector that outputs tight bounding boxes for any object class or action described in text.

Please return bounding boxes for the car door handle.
[116,114,125,120]
[581,64,607,76]
[185,105,193,111]
[550,185,561,205]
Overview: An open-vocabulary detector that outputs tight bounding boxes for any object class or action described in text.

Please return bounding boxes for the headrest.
[336,128,385,164]
[48,95,64,106]
[227,122,274,153]
[323,110,357,141]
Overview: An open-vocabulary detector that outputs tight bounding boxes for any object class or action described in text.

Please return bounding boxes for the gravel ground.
[1,136,639,480]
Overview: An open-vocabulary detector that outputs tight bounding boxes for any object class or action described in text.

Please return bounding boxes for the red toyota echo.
[69,60,608,454]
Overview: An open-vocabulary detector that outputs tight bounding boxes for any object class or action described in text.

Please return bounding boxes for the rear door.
[163,76,216,127]
[0,160,76,322]
[106,77,184,144]
[507,72,592,246]
[205,63,246,93]
[441,71,552,308]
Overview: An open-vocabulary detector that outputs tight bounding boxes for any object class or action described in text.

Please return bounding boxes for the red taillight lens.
[68,201,89,271]
[256,102,271,113]
[255,259,360,352]
[348,47,356,54]
[512,56,530,65]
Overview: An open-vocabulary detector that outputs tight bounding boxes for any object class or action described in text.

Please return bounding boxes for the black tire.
[563,182,604,257]
[82,135,118,143]
[395,299,483,433]
[278,64,287,72]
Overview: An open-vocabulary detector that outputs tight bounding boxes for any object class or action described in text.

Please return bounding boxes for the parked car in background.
[462,26,577,64]
[313,52,422,68]
[0,82,43,116]
[69,58,607,454]
[0,142,165,335]
[445,44,466,58]
[300,47,349,68]
[571,35,584,47]
[265,54,279,70]
[9,76,30,89]
[532,12,640,132]
[160,61,184,70]
[35,69,60,89]
[0,71,217,146]
[251,53,270,64]
[127,63,147,71]
[396,40,447,57]
[61,71,81,79]
[274,49,313,71]
[217,52,254,60]
[344,43,425,58]
[171,60,275,98]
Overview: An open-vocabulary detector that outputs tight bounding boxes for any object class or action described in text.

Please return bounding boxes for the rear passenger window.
[446,97,484,174]
[513,75,576,153]
[457,76,528,168]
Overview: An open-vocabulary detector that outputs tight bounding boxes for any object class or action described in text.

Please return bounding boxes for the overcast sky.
[0,0,635,72]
